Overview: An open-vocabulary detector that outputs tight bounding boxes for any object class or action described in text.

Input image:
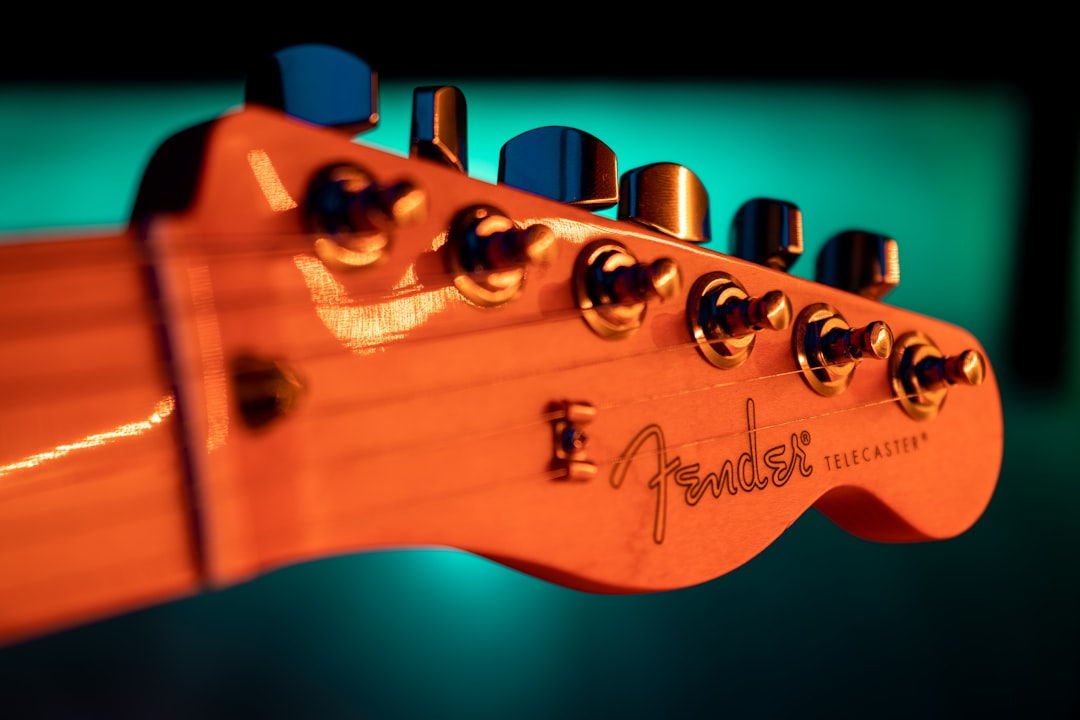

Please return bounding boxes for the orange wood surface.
[0,233,200,644]
[147,108,1002,591]
[0,106,1003,643]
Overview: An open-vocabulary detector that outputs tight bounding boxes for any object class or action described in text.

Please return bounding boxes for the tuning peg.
[890,331,986,420]
[498,126,618,209]
[445,205,556,306]
[245,43,379,134]
[411,86,468,173]
[730,198,803,271]
[688,272,793,368]
[793,303,894,396]
[305,163,427,269]
[816,230,900,300]
[574,239,682,339]
[617,162,710,243]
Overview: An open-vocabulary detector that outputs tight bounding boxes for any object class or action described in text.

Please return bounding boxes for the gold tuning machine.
[410,85,468,173]
[730,198,804,272]
[246,44,379,134]
[574,240,681,339]
[816,230,900,300]
[305,163,427,270]
[498,126,619,209]
[617,162,711,243]
[687,272,792,368]
[890,331,986,420]
[446,204,556,306]
[793,303,894,396]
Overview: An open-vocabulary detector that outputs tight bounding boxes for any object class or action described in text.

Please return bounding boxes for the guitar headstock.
[134,44,1002,594]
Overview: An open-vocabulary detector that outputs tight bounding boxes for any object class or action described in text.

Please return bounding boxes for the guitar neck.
[0,76,1004,645]
[0,231,200,643]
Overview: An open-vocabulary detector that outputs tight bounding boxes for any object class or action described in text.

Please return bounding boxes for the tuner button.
[498,126,618,209]
[793,303,894,396]
[245,44,379,134]
[446,205,557,306]
[820,320,894,365]
[305,163,427,269]
[918,349,986,388]
[574,240,683,339]
[890,332,986,420]
[730,198,804,271]
[816,230,900,300]
[617,162,711,243]
[411,86,468,173]
[688,272,793,369]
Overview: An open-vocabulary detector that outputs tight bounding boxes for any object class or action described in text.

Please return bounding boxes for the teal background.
[1,80,1077,718]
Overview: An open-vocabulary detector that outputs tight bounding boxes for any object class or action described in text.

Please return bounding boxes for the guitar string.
[0,383,920,596]
[0,239,943,571]
[0,242,909,393]
[169,392,915,569]
[0,292,894,488]
[0,290,948,592]
[1,241,927,493]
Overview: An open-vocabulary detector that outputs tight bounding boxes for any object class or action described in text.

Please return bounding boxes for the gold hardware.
[793,303,893,396]
[306,163,427,270]
[730,198,804,271]
[618,162,711,243]
[411,86,468,173]
[446,204,556,306]
[890,331,986,420]
[816,231,900,300]
[231,354,306,429]
[573,239,681,339]
[550,401,598,481]
[687,271,792,369]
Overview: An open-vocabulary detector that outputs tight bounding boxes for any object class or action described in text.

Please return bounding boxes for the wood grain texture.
[0,234,200,643]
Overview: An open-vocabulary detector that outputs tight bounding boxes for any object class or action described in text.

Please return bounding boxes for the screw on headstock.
[231,354,306,430]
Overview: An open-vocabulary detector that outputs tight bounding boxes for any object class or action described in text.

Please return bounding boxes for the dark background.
[2,20,1077,719]
[3,21,1075,384]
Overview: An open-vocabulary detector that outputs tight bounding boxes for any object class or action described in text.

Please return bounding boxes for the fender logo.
[610,399,813,544]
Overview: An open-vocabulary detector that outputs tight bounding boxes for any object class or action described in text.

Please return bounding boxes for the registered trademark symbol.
[801,431,811,445]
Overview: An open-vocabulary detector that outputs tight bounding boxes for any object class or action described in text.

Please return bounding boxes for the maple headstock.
[130,45,1002,595]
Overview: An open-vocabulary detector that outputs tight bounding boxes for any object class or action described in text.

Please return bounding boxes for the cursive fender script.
[610,399,813,544]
